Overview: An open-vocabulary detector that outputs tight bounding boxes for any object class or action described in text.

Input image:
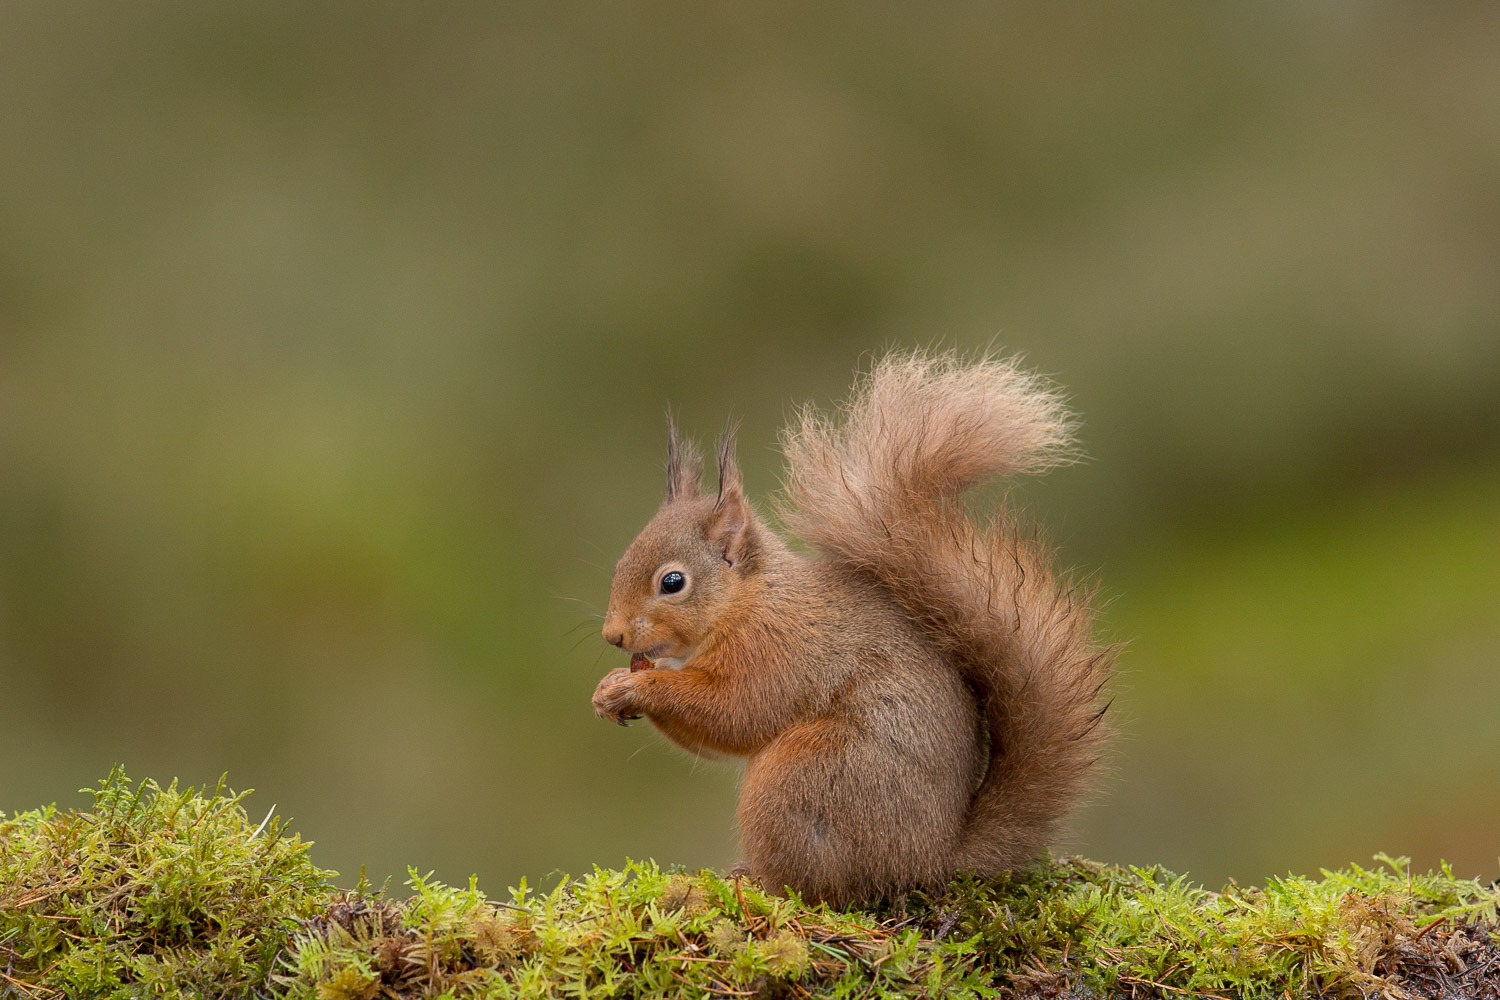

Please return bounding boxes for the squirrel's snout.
[602,619,626,648]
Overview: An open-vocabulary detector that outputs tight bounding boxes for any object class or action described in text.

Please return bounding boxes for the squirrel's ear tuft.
[665,409,703,502]
[711,420,752,567]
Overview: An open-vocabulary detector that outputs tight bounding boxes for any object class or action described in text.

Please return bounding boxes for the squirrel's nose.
[602,622,625,648]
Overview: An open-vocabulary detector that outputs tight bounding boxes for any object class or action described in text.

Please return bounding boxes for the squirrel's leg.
[738,715,972,907]
[736,720,949,907]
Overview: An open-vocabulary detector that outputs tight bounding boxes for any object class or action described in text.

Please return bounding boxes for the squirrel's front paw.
[592,667,643,726]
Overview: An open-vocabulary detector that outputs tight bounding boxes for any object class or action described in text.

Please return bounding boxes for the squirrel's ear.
[710,421,752,567]
[665,409,702,502]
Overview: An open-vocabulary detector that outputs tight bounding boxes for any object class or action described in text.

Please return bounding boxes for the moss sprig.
[0,766,335,999]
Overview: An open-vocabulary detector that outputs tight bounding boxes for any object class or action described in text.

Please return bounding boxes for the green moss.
[277,857,1500,999]
[936,857,1500,998]
[279,861,990,1000]
[5,771,1499,998]
[0,766,335,999]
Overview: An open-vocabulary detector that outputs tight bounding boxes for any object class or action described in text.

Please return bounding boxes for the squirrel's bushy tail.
[779,351,1113,873]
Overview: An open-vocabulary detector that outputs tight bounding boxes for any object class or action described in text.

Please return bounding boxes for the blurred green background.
[2,5,1497,892]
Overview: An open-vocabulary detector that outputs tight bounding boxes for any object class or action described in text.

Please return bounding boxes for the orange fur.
[594,351,1113,905]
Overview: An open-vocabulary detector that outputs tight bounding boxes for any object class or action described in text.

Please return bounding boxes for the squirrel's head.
[602,416,762,668]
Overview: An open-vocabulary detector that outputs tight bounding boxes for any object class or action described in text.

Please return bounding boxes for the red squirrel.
[592,352,1113,906]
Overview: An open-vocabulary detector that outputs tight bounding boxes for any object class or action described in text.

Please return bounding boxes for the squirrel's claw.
[592,667,642,726]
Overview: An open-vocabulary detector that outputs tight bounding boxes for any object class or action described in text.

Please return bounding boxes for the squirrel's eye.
[659,571,687,595]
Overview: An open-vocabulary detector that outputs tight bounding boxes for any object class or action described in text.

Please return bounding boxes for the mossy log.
[2,770,1496,999]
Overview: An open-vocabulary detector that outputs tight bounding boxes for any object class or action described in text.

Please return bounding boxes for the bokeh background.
[2,5,1497,893]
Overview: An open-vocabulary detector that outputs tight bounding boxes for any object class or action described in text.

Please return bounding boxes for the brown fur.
[594,351,1113,906]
